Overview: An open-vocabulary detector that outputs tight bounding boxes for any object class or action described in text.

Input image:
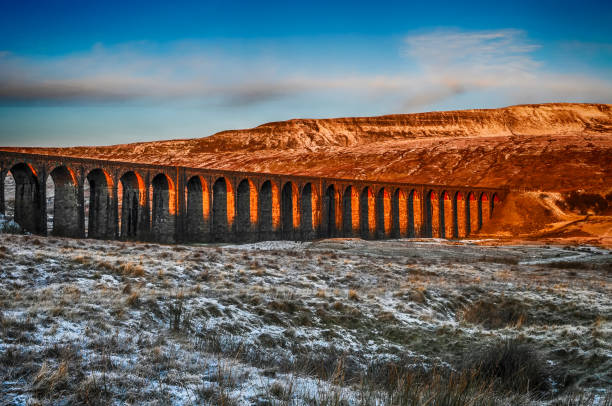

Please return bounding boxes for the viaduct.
[0,151,507,244]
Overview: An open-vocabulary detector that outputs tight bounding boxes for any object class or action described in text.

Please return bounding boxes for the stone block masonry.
[0,151,507,244]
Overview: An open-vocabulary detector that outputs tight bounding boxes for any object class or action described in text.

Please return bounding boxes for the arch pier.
[0,151,507,243]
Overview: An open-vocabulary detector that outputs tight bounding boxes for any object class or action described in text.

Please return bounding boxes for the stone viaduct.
[0,151,507,244]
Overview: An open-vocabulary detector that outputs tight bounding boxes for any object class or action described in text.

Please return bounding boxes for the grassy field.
[0,233,610,405]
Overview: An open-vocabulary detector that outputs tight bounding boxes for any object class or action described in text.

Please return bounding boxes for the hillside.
[3,103,611,192]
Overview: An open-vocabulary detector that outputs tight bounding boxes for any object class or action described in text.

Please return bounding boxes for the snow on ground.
[223,240,310,251]
[0,234,610,405]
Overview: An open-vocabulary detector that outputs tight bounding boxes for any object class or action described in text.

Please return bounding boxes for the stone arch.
[281,181,299,240]
[392,188,408,238]
[426,190,440,238]
[119,171,146,240]
[359,186,375,239]
[7,163,42,234]
[408,189,421,238]
[259,180,280,241]
[186,176,210,242]
[151,173,176,243]
[441,190,453,239]
[300,183,319,240]
[480,192,490,229]
[212,177,234,242]
[49,165,81,238]
[376,187,391,239]
[467,192,479,234]
[454,191,467,238]
[323,185,340,238]
[86,169,115,239]
[237,178,258,242]
[342,186,359,237]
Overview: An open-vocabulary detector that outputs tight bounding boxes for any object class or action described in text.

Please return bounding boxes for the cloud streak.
[0,31,611,110]
[399,29,612,108]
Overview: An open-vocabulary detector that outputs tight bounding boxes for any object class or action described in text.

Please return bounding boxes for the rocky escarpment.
[195,102,612,151]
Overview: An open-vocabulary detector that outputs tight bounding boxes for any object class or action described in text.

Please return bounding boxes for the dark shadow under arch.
[259,180,279,241]
[86,169,115,239]
[186,176,210,242]
[8,163,42,234]
[119,171,145,240]
[49,165,81,238]
[237,179,257,242]
[212,177,234,242]
[323,185,339,238]
[151,173,175,243]
[300,183,318,240]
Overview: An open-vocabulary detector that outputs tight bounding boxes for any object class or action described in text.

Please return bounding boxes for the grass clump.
[32,361,70,397]
[464,338,552,395]
[126,291,140,307]
[462,297,527,329]
[118,262,145,277]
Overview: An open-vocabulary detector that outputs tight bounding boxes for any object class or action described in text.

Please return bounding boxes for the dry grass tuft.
[72,255,91,265]
[409,286,428,303]
[95,260,114,270]
[126,291,140,307]
[462,297,527,329]
[32,361,70,397]
[118,262,145,277]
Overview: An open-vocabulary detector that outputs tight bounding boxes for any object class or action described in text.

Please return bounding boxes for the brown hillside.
[3,103,611,192]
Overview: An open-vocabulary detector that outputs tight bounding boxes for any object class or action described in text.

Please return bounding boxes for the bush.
[564,192,608,215]
[465,339,551,395]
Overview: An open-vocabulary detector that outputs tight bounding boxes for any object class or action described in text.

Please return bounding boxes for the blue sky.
[1,0,611,147]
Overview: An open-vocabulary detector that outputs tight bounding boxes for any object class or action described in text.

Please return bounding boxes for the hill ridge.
[2,102,611,192]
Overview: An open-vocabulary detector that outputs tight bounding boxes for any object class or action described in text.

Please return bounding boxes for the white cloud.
[0,31,610,110]
[399,29,612,108]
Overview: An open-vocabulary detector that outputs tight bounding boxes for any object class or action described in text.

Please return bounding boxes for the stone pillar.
[419,187,426,237]
[175,167,186,243]
[316,180,323,239]
[375,188,391,239]
[429,190,440,238]
[112,180,119,239]
[340,187,350,237]
[207,176,214,240]
[392,189,407,238]
[443,192,453,239]
[455,192,468,238]
[408,189,422,238]
[141,172,151,241]
[477,194,483,231]
[0,168,5,215]
[463,191,470,236]
[317,180,323,238]
[481,193,491,228]
[38,168,47,236]
[77,172,86,238]
[390,189,399,238]
[230,177,238,242]
[297,185,309,242]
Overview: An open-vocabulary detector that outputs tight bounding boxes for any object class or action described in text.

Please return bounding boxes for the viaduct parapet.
[0,151,507,243]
